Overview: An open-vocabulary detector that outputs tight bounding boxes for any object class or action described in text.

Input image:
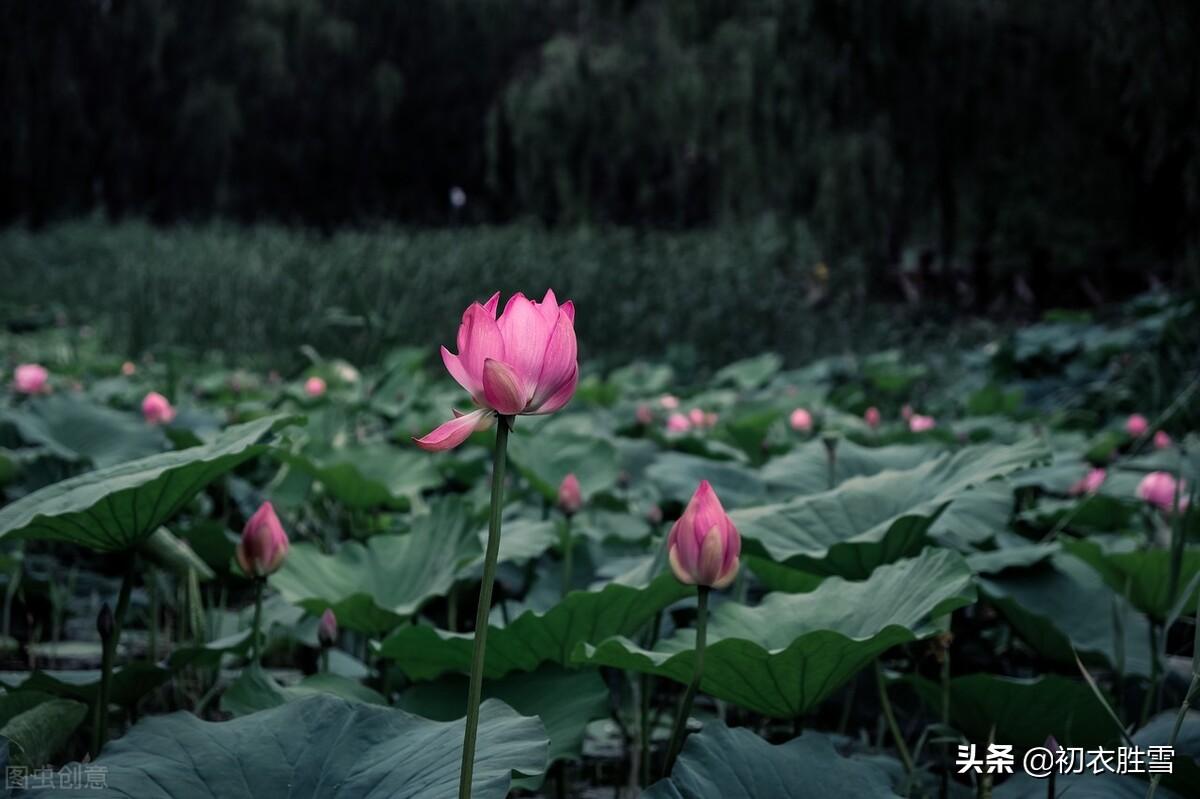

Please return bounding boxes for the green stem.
[640,610,663,787]
[95,563,135,756]
[320,648,330,675]
[148,570,158,661]
[663,586,710,778]
[561,516,573,598]
[458,416,511,799]
[876,660,914,775]
[1141,623,1160,727]
[251,578,264,666]
[1146,675,1200,799]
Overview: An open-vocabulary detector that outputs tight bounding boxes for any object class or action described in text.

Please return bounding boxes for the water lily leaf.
[507,429,620,503]
[1,394,166,468]
[0,691,88,768]
[33,695,547,798]
[270,498,479,634]
[378,573,690,680]
[761,438,938,498]
[0,414,297,551]
[578,549,976,717]
[645,723,900,798]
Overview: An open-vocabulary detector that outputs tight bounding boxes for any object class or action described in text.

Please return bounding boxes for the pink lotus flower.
[236,502,290,577]
[558,473,583,516]
[667,481,740,589]
[1125,414,1149,437]
[317,608,338,648]
[141,392,176,425]
[789,408,813,433]
[864,406,881,429]
[304,376,326,397]
[688,408,706,427]
[1153,430,1172,450]
[121,361,137,376]
[1069,468,1107,496]
[414,291,578,451]
[909,414,936,433]
[666,412,692,433]
[659,394,680,410]
[636,404,654,424]
[13,364,49,395]
[1137,471,1188,513]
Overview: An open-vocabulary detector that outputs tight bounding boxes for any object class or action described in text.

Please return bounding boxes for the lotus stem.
[875,660,914,775]
[94,561,135,756]
[561,516,573,598]
[458,415,511,799]
[663,586,710,778]
[1146,674,1199,799]
[251,578,265,666]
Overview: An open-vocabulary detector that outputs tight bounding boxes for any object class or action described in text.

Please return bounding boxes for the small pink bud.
[1125,414,1149,437]
[789,408,813,433]
[236,502,290,577]
[305,376,327,397]
[667,481,740,589]
[557,473,583,516]
[909,414,936,433]
[666,413,692,433]
[901,404,914,421]
[688,408,706,427]
[317,608,338,648]
[1137,471,1188,513]
[141,392,176,425]
[703,412,718,428]
[121,361,137,376]
[13,364,49,395]
[636,404,654,424]
[646,504,663,525]
[1069,468,1106,496]
[1153,430,1172,450]
[864,406,881,428]
[660,394,680,410]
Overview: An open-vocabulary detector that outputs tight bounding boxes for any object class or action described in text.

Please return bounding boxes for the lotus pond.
[0,291,1197,798]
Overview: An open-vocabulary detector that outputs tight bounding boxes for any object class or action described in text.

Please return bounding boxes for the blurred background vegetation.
[2,0,1198,369]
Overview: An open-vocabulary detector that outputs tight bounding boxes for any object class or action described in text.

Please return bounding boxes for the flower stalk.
[663,585,710,777]
[93,561,135,757]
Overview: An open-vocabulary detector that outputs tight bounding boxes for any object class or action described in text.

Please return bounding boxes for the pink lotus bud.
[901,404,914,421]
[789,408,813,433]
[121,361,136,376]
[864,406,881,428]
[236,502,290,577]
[909,414,936,433]
[317,608,338,648]
[141,392,176,425]
[557,473,583,516]
[1125,414,1149,437]
[1069,467,1106,496]
[13,364,49,395]
[688,408,705,427]
[304,376,326,397]
[636,404,654,424]
[659,394,680,410]
[667,481,740,589]
[1153,430,1172,450]
[703,412,719,428]
[646,504,663,525]
[415,291,577,451]
[666,412,692,433]
[1137,471,1188,513]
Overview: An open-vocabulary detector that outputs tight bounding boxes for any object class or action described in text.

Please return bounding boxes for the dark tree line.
[3,1,1199,280]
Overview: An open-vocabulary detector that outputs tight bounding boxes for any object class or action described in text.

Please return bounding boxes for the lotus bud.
[909,414,936,433]
[557,473,583,516]
[864,406,881,428]
[646,504,663,525]
[305,376,327,397]
[636,404,654,424]
[13,364,49,394]
[901,404,914,421]
[141,391,176,425]
[659,394,680,410]
[1069,467,1106,496]
[236,502,290,578]
[666,412,692,433]
[1154,430,1172,450]
[317,608,338,648]
[1137,471,1188,513]
[121,361,137,376]
[667,480,741,589]
[688,408,705,427]
[703,412,718,428]
[789,408,813,433]
[1125,414,1149,437]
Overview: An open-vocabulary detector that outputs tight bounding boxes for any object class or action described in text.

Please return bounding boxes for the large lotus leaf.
[0,664,171,708]
[0,690,88,768]
[219,663,385,716]
[377,573,690,680]
[1062,538,1200,621]
[276,443,439,510]
[647,452,767,510]
[908,674,1122,748]
[731,440,1044,579]
[0,415,295,551]
[712,353,782,390]
[644,723,900,798]
[577,549,976,718]
[0,394,166,468]
[270,499,479,634]
[979,553,1152,677]
[761,438,939,498]
[25,695,547,799]
[507,429,621,503]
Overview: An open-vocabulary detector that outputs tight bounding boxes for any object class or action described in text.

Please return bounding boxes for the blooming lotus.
[668,480,740,589]
[236,502,290,577]
[1153,430,1172,450]
[909,414,936,433]
[864,406,881,428]
[1137,471,1188,513]
[666,412,692,433]
[305,376,326,397]
[1125,414,1149,437]
[789,408,813,433]
[318,608,338,648]
[13,364,49,394]
[1069,467,1106,496]
[141,392,176,425]
[558,473,583,516]
[415,291,578,451]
